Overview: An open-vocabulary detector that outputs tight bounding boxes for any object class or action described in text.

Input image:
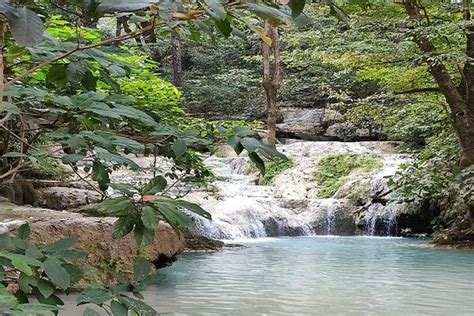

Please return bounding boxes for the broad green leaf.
[32,287,64,306]
[141,206,159,230]
[214,18,232,37]
[152,202,193,228]
[97,197,134,215]
[133,257,151,283]
[36,279,54,299]
[288,0,306,18]
[227,136,244,155]
[61,154,86,164]
[42,237,78,253]
[171,139,187,157]
[43,259,71,290]
[112,216,135,239]
[109,183,137,197]
[77,288,112,305]
[118,295,157,314]
[92,161,110,191]
[2,152,27,158]
[172,200,211,220]
[111,300,128,316]
[141,176,167,195]
[17,223,30,240]
[95,147,140,170]
[9,7,45,46]
[133,221,155,247]
[203,0,227,20]
[83,307,101,316]
[249,152,265,175]
[8,256,32,275]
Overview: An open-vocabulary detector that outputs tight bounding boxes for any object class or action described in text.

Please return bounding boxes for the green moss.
[261,159,294,185]
[314,153,383,198]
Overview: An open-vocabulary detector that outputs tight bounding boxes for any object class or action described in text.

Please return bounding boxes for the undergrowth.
[314,153,383,197]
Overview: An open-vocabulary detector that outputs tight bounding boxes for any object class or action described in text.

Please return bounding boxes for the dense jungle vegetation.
[0,0,472,314]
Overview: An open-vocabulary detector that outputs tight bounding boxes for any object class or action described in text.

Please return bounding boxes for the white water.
[185,140,410,239]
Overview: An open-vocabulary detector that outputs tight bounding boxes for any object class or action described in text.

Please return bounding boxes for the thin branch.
[395,87,440,94]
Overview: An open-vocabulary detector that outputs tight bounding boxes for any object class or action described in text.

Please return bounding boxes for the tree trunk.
[403,0,474,168]
[171,28,183,88]
[262,22,282,146]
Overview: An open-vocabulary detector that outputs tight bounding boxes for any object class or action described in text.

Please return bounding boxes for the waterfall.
[109,140,409,240]
[365,203,400,236]
[325,208,336,235]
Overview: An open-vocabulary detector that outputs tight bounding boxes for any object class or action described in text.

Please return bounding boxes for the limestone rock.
[1,201,184,285]
[36,187,102,210]
[276,108,344,140]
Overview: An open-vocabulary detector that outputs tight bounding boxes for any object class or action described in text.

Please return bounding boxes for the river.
[141,237,474,315]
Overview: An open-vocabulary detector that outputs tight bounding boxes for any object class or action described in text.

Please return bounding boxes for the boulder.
[325,122,357,141]
[36,187,102,210]
[1,201,184,285]
[276,108,344,140]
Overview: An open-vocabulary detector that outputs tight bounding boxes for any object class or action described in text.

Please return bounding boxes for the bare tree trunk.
[171,28,183,88]
[403,0,474,168]
[262,22,282,145]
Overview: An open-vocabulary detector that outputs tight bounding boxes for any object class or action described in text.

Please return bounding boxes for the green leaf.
[118,295,157,314]
[152,202,193,229]
[17,223,30,240]
[5,255,32,275]
[111,300,128,316]
[109,183,137,197]
[246,3,290,26]
[43,259,71,290]
[9,7,45,46]
[61,154,86,164]
[36,279,54,299]
[171,139,187,157]
[203,0,227,20]
[172,200,211,220]
[141,176,167,195]
[92,161,110,191]
[141,206,158,230]
[83,307,101,316]
[98,197,134,216]
[249,152,265,175]
[288,0,306,18]
[133,222,154,247]
[42,237,78,253]
[112,216,135,239]
[46,64,68,89]
[227,136,244,155]
[133,257,151,283]
[214,18,232,37]
[2,151,27,158]
[77,288,112,305]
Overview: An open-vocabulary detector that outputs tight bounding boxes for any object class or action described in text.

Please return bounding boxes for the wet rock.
[36,187,102,210]
[183,231,224,251]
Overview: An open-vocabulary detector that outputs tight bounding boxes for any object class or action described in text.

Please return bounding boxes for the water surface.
[145,237,474,315]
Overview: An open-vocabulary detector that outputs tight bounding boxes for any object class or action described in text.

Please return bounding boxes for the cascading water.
[325,208,336,235]
[183,140,410,239]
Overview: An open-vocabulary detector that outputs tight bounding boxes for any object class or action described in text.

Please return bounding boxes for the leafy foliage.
[260,159,294,185]
[314,153,383,198]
